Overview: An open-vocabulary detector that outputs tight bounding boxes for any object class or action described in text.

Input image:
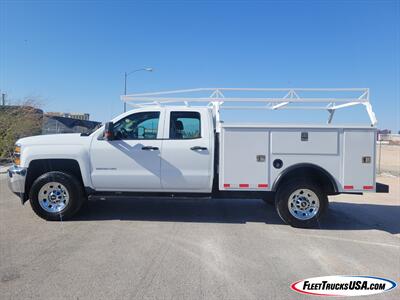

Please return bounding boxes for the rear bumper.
[7,165,27,202]
[376,182,389,193]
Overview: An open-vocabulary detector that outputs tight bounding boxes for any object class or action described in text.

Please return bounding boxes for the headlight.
[13,144,21,165]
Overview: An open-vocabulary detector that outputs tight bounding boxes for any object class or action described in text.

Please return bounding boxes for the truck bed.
[219,124,376,193]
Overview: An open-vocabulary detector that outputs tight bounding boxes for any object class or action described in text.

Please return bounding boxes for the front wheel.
[275,180,328,228]
[29,171,85,221]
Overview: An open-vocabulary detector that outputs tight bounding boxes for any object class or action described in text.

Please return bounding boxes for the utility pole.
[123,67,153,112]
[124,72,127,113]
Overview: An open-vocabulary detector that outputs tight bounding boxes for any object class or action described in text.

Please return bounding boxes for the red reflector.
[239,184,249,188]
[258,184,268,188]
[223,184,230,188]
[344,185,354,190]
[363,185,373,190]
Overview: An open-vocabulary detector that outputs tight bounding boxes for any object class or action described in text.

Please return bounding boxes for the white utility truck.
[8,88,388,227]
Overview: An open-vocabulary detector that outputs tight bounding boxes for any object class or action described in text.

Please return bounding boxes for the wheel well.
[272,164,338,195]
[25,159,84,200]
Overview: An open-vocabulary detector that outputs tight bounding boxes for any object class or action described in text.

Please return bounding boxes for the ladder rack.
[121,88,376,126]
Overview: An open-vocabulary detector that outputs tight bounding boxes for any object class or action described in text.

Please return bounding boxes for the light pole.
[124,67,153,112]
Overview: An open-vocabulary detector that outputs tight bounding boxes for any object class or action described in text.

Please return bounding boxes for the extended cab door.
[160,108,213,192]
[90,110,164,191]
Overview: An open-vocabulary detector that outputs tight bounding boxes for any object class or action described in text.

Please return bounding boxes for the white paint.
[160,107,214,192]
[15,104,377,195]
[220,125,376,193]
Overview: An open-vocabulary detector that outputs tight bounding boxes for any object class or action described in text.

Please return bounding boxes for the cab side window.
[113,112,160,140]
[169,112,201,139]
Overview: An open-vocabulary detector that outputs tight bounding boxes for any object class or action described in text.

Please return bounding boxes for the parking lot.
[0,173,399,299]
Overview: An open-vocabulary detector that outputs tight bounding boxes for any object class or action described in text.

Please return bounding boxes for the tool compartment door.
[220,128,269,190]
[342,129,376,191]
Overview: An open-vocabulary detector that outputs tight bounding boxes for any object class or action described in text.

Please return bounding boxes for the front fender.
[21,145,93,188]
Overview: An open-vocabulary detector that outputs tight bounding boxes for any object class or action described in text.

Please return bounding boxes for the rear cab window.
[169,111,201,139]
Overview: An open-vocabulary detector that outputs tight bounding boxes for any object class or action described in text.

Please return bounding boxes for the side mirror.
[104,122,114,140]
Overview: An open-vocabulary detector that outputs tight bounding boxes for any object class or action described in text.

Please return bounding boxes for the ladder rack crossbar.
[122,97,368,103]
[120,87,376,126]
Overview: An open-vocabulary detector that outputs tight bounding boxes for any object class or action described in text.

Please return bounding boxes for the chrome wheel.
[288,188,319,220]
[38,182,69,213]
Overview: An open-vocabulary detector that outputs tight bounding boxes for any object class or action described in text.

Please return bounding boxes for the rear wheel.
[29,171,85,221]
[275,180,327,228]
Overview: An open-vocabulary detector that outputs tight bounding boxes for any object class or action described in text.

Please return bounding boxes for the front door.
[90,111,163,191]
[160,110,213,192]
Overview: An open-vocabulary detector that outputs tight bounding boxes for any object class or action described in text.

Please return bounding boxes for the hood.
[17,133,87,147]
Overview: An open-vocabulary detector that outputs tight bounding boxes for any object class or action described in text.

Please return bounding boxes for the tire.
[29,171,85,221]
[275,179,328,228]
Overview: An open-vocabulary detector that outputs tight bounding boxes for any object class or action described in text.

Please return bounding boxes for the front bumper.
[7,165,27,202]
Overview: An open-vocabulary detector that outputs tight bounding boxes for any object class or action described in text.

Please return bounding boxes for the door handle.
[190,146,208,151]
[142,146,159,151]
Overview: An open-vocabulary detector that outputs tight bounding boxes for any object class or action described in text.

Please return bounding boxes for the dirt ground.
[377,144,400,176]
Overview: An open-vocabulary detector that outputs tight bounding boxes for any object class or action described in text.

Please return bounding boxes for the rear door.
[160,109,213,192]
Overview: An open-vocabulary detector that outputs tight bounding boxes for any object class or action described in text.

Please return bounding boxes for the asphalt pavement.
[1,174,399,300]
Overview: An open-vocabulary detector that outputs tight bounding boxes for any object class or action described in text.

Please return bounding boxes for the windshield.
[80,123,103,136]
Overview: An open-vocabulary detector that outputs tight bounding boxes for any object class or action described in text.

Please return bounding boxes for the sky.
[1,0,399,131]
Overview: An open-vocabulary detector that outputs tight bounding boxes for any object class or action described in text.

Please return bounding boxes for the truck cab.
[89,107,214,193]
